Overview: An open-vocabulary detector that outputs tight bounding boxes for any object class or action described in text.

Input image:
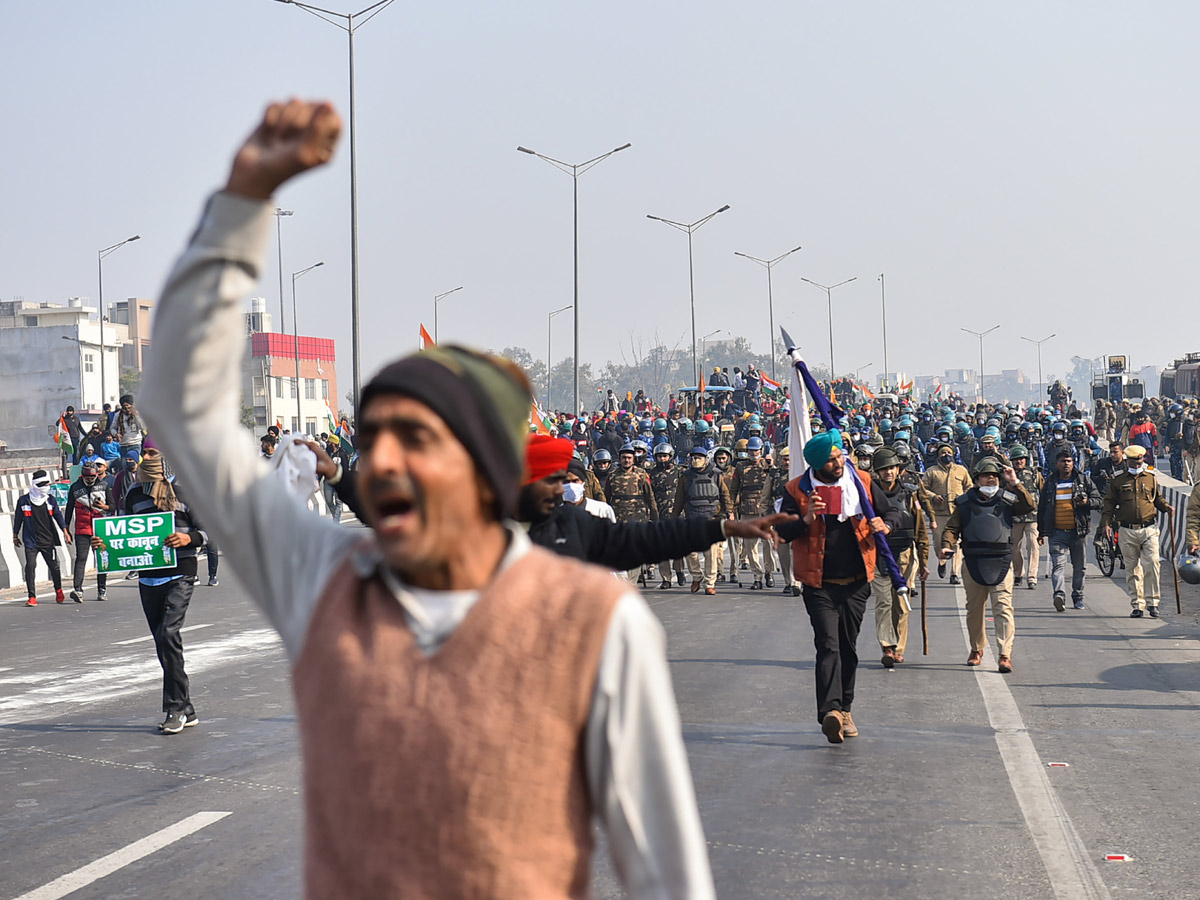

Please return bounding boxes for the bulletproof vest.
[954,489,1017,586]
[1013,469,1039,522]
[650,465,680,509]
[684,467,721,519]
[607,469,646,504]
[737,463,769,511]
[884,484,916,553]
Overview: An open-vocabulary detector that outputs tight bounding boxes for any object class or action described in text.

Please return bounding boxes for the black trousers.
[23,545,62,596]
[139,577,195,716]
[72,536,107,593]
[802,579,870,723]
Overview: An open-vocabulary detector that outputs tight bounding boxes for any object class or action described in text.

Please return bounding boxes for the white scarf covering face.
[811,464,863,522]
[28,478,51,507]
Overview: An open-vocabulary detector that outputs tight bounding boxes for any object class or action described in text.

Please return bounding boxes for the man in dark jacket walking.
[1037,450,1102,611]
[12,470,71,606]
[64,462,114,602]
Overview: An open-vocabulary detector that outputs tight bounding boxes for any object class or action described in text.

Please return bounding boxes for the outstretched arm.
[139,100,360,660]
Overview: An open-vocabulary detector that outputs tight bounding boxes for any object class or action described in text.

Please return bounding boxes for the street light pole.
[733,244,802,382]
[433,285,463,344]
[517,141,630,417]
[274,209,293,332]
[547,304,572,411]
[275,0,395,417]
[1021,333,1056,400]
[647,205,732,386]
[961,325,1000,400]
[97,234,140,410]
[878,273,889,390]
[292,262,325,433]
[800,276,857,378]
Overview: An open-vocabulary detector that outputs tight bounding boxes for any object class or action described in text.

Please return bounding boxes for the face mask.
[1127,464,1145,475]
[940,456,953,466]
[978,484,1000,498]
[562,482,585,504]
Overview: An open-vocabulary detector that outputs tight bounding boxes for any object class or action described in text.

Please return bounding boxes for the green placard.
[94,512,177,573]
[48,482,70,509]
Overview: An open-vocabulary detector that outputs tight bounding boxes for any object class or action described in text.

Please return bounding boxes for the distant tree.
[119,367,142,398]
[240,404,256,430]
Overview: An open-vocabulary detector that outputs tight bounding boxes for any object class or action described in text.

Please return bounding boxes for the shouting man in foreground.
[139,100,714,899]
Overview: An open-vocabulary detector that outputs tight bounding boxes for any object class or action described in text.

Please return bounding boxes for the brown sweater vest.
[292,545,623,900]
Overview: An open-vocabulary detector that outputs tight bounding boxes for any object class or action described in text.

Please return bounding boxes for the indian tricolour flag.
[55,415,73,455]
[761,373,782,398]
[530,399,552,435]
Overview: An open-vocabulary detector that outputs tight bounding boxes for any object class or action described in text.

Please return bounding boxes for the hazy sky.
[4,2,1197,401]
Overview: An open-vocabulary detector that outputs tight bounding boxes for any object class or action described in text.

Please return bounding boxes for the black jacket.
[1037,469,1102,538]
[529,501,725,570]
[333,469,727,570]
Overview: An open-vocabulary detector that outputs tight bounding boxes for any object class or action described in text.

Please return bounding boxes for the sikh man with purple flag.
[774,335,906,744]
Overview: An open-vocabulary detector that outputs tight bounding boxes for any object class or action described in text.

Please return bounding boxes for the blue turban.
[803,428,844,469]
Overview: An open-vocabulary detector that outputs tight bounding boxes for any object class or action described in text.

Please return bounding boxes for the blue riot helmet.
[653,417,668,433]
[695,420,710,436]
[747,436,764,453]
[954,422,972,439]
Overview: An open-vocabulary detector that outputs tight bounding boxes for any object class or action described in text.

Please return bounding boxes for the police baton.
[921,575,929,655]
[1166,511,1182,615]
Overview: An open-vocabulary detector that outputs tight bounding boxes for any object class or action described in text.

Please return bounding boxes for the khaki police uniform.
[1099,445,1172,611]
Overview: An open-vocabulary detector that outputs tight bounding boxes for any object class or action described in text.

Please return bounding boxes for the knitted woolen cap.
[360,345,531,518]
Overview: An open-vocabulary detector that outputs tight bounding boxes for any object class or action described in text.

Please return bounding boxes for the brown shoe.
[880,648,896,669]
[704,587,716,595]
[893,652,905,665]
[821,710,845,744]
[690,580,701,593]
[967,650,983,666]
[842,710,859,738]
[998,656,1013,674]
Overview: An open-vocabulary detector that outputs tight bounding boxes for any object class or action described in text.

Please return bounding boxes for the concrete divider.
[1154,469,1194,561]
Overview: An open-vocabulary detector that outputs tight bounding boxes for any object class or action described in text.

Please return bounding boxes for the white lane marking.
[0,629,281,724]
[955,586,1112,900]
[112,623,215,645]
[10,811,231,900]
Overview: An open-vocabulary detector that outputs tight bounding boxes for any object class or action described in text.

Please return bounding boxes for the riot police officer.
[939,457,1036,673]
[730,436,774,589]
[650,441,686,588]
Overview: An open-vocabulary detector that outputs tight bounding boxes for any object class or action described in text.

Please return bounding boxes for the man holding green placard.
[92,437,208,735]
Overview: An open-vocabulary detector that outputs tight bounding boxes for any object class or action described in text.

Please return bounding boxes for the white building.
[0,299,129,450]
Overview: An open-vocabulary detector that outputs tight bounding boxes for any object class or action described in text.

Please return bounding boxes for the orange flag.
[419,324,435,350]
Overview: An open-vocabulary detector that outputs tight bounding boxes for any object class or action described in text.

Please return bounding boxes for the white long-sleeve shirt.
[139,190,714,900]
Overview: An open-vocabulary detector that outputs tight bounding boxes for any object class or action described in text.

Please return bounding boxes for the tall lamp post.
[877,273,889,390]
[517,141,630,417]
[433,285,463,344]
[647,205,732,386]
[98,235,140,410]
[800,276,856,379]
[274,209,293,331]
[292,262,325,433]
[1021,333,1056,400]
[853,362,874,384]
[961,325,1000,400]
[700,328,725,363]
[275,0,396,417]
[733,244,802,381]
[546,304,572,411]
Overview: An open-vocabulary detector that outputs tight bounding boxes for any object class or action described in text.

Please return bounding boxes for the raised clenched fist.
[225,99,342,200]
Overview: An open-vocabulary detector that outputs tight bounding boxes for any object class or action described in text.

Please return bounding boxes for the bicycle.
[1095,527,1123,577]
